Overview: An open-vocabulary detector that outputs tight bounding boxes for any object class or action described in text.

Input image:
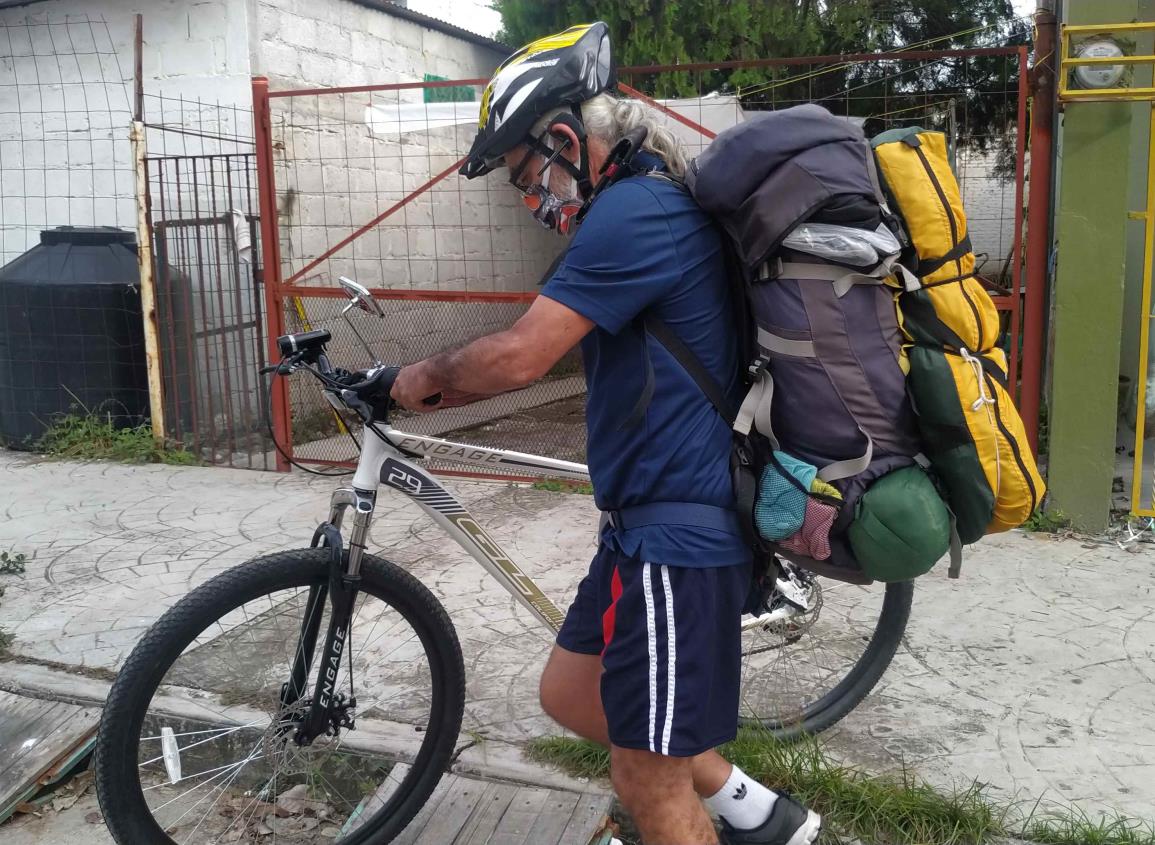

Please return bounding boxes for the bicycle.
[95,277,912,845]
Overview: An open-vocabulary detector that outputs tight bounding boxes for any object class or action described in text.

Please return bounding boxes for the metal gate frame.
[252,46,1038,475]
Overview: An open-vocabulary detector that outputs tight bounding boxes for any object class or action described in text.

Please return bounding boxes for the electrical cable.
[736,13,1033,101]
[264,366,355,477]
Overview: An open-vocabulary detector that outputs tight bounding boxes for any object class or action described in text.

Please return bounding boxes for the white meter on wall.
[1073,39,1127,89]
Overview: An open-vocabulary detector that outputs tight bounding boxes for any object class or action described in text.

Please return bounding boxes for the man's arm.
[390,295,594,411]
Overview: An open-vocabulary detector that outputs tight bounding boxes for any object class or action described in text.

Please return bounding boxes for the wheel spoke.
[739,575,908,732]
[100,554,460,845]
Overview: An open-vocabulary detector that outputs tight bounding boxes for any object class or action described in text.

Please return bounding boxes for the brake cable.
[262,358,358,477]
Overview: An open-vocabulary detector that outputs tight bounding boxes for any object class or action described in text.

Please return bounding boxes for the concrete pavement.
[0,451,1153,823]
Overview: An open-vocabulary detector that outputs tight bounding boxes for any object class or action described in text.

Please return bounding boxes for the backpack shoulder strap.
[643,316,737,425]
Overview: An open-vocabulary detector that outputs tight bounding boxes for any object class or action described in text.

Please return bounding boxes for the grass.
[37,413,199,465]
[532,479,594,495]
[0,551,24,655]
[526,730,1155,845]
[0,551,26,574]
[1027,808,1155,845]
[1022,509,1073,534]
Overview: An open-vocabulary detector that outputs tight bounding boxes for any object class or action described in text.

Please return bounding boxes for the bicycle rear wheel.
[739,568,913,739]
[96,549,464,845]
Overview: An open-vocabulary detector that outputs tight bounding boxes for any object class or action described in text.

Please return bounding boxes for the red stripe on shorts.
[601,566,624,655]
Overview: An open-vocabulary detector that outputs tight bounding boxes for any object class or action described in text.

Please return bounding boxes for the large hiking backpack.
[650,104,1042,583]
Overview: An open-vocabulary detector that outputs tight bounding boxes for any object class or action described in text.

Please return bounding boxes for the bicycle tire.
[742,579,913,740]
[95,549,465,845]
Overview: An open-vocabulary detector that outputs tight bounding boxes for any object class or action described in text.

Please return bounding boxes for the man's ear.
[546,115,584,165]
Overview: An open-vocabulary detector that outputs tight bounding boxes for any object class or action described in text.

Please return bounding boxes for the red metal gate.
[252,46,1037,475]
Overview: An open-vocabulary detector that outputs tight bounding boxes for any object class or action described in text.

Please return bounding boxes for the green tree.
[494,0,1029,151]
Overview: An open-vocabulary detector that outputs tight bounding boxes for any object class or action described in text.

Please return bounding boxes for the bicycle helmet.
[460,22,615,181]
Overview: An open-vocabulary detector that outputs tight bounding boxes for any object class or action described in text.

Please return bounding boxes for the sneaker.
[720,791,821,845]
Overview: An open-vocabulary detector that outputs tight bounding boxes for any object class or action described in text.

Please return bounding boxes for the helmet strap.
[525,109,594,199]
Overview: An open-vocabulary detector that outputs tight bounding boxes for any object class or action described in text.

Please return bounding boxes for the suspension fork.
[285,487,376,744]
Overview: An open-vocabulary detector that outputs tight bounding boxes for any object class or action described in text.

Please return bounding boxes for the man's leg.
[611,746,718,844]
[547,553,819,845]
[540,645,733,797]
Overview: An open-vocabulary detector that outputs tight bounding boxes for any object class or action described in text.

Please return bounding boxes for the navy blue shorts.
[556,544,752,757]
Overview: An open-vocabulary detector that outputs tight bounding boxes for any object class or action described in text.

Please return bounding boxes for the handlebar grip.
[422,393,442,406]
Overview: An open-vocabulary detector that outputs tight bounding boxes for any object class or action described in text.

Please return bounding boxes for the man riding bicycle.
[391,22,821,845]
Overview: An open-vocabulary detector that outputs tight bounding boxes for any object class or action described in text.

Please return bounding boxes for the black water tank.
[0,227,149,448]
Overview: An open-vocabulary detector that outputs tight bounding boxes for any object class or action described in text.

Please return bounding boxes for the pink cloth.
[779,497,838,560]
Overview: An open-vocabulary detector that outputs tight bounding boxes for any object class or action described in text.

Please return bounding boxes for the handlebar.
[264,331,441,423]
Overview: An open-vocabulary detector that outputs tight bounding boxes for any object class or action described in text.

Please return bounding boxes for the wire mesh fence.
[0,15,136,266]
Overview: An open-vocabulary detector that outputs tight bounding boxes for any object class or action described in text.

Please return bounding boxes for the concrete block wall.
[956,148,1019,280]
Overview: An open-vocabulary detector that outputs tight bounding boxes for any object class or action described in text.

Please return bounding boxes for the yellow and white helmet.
[460,22,615,179]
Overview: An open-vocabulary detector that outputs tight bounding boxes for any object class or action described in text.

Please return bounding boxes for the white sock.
[703,764,778,831]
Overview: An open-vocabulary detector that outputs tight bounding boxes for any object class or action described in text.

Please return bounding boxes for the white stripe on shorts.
[659,564,677,756]
[642,561,658,753]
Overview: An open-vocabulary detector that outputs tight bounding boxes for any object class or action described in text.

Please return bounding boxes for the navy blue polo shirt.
[541,157,750,568]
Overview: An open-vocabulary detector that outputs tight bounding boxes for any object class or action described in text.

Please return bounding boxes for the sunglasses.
[508,133,574,210]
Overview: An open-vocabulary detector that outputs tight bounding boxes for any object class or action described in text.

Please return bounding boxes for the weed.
[0,551,26,574]
[526,730,1155,845]
[292,406,345,444]
[1026,806,1155,845]
[0,551,23,654]
[526,737,609,780]
[532,479,594,495]
[1022,509,1073,534]
[37,413,199,466]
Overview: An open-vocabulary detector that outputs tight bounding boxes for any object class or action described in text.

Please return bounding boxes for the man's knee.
[610,745,694,802]
[538,662,567,723]
[539,644,600,728]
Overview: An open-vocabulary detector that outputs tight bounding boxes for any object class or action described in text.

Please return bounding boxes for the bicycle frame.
[332,423,591,632]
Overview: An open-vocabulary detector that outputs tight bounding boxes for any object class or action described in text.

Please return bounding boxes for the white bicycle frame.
[326,422,800,634]
[329,423,588,631]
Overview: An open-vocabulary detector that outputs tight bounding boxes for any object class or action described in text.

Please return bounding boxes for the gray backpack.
[649,105,951,579]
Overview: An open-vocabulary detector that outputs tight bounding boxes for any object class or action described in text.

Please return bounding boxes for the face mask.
[518,141,584,236]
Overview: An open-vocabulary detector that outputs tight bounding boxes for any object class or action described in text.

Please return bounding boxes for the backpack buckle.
[748,355,770,380]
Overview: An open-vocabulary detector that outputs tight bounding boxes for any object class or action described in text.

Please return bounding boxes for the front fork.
[282,487,375,745]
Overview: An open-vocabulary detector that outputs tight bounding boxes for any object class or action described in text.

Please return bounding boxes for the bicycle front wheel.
[739,574,913,739]
[96,549,465,845]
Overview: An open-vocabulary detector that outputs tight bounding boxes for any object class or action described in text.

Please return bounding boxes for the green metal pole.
[1047,0,1142,530]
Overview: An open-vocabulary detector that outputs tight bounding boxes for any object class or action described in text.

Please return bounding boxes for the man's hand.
[389,296,594,411]
[391,360,445,413]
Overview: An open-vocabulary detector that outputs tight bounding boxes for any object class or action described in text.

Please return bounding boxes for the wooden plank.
[0,692,100,821]
[524,789,582,844]
[410,777,490,844]
[455,782,519,844]
[486,786,553,845]
[341,762,410,836]
[557,793,616,845]
[391,772,462,845]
